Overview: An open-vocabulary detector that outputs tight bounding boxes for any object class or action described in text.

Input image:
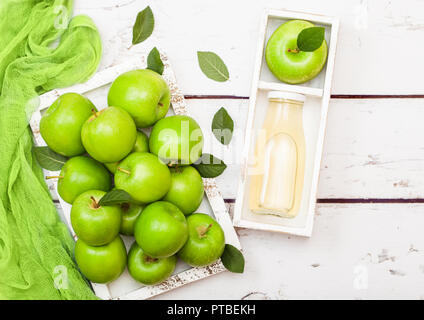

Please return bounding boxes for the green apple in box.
[163,166,204,215]
[71,190,121,246]
[75,236,127,284]
[56,156,111,204]
[107,69,171,128]
[114,152,171,204]
[134,201,188,258]
[178,213,225,267]
[128,242,177,285]
[120,202,144,236]
[266,20,328,84]
[81,106,137,163]
[149,115,204,165]
[40,93,95,157]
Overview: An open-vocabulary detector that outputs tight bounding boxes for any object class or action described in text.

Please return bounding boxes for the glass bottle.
[249,91,306,218]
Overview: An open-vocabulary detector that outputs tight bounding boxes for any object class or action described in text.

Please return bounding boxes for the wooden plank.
[48,98,424,201]
[320,98,424,199]
[75,0,424,95]
[155,203,424,300]
[187,98,424,200]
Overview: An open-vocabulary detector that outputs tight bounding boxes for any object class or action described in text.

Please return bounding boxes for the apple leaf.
[33,146,67,171]
[132,6,154,45]
[212,107,234,145]
[297,27,325,52]
[147,47,164,75]
[193,154,227,178]
[221,244,244,273]
[98,189,134,206]
[197,51,229,82]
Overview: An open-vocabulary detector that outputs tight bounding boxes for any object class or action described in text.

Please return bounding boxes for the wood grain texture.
[155,203,424,300]
[75,0,424,96]
[185,98,424,200]
[53,201,424,299]
[46,97,424,201]
[43,0,424,300]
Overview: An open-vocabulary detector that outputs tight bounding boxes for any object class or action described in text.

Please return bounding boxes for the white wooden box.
[30,52,241,299]
[233,9,339,237]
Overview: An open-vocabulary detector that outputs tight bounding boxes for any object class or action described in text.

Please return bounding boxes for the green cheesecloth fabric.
[0,0,102,299]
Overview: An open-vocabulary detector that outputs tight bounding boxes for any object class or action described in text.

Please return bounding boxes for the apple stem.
[287,48,300,54]
[196,224,213,238]
[117,167,131,175]
[45,176,64,180]
[90,196,100,209]
[145,256,158,263]
[91,108,98,118]
[120,203,130,212]
[158,102,163,107]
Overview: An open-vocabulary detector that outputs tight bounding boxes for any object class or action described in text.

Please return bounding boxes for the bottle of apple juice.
[249,91,306,218]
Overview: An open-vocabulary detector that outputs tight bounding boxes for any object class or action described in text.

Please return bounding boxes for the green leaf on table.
[193,153,227,178]
[297,27,325,52]
[221,244,245,273]
[132,6,154,45]
[197,51,229,82]
[147,47,164,75]
[98,189,134,206]
[212,107,234,145]
[33,146,67,171]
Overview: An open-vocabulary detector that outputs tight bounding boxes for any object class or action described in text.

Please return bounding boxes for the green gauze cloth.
[0,0,102,299]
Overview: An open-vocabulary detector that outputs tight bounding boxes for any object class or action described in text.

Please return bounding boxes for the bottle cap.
[267,91,306,103]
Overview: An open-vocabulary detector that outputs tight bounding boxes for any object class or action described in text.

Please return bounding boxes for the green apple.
[127,242,176,285]
[56,156,111,204]
[120,202,144,236]
[81,106,137,163]
[104,161,120,174]
[104,131,149,174]
[149,115,204,165]
[265,20,328,84]
[134,201,188,258]
[114,152,171,203]
[75,236,127,284]
[107,69,171,128]
[40,93,96,157]
[163,166,204,215]
[71,190,121,246]
[133,131,150,153]
[178,213,225,267]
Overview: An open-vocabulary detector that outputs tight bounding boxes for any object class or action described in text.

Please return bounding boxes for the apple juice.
[249,91,306,218]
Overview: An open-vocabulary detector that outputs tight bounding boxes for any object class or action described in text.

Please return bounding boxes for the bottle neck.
[266,99,304,126]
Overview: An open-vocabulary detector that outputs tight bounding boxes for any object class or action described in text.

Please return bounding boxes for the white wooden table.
[64,0,424,299]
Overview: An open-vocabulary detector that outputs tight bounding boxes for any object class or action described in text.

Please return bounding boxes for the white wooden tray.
[233,9,339,237]
[30,52,241,300]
